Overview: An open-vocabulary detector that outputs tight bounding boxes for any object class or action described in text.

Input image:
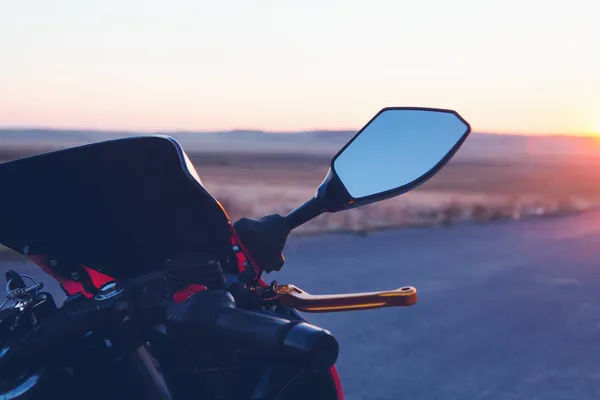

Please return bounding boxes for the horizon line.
[0,125,596,139]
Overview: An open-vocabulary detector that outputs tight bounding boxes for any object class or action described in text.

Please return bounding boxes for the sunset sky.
[1,0,598,135]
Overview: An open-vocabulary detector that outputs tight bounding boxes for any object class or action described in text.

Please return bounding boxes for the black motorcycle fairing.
[0,135,234,280]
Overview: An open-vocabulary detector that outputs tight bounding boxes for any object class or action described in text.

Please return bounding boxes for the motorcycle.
[0,107,471,399]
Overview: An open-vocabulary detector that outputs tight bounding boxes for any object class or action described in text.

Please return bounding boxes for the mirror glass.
[333,109,469,199]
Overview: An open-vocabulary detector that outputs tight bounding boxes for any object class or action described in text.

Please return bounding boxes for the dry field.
[188,152,600,234]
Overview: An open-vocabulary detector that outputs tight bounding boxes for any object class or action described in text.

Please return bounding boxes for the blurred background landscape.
[3,127,600,236]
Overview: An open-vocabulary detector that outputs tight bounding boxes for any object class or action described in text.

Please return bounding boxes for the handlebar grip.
[217,307,339,369]
[166,290,338,369]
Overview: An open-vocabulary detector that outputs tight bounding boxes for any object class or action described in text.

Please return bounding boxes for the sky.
[1,0,599,135]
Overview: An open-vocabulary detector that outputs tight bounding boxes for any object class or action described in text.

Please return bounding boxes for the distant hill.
[0,128,354,152]
[1,128,599,162]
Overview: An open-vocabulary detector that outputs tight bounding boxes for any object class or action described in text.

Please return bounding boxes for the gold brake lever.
[274,284,417,313]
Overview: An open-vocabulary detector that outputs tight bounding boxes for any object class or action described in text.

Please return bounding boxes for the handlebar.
[1,278,339,372]
[166,290,339,370]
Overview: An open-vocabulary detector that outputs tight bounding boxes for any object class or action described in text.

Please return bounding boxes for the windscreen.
[0,136,233,279]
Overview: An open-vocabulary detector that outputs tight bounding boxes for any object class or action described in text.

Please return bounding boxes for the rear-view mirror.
[284,107,471,231]
[332,108,471,200]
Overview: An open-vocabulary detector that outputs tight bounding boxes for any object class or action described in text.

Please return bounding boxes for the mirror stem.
[284,197,324,230]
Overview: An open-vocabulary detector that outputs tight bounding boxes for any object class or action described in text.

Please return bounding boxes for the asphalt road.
[3,213,600,399]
